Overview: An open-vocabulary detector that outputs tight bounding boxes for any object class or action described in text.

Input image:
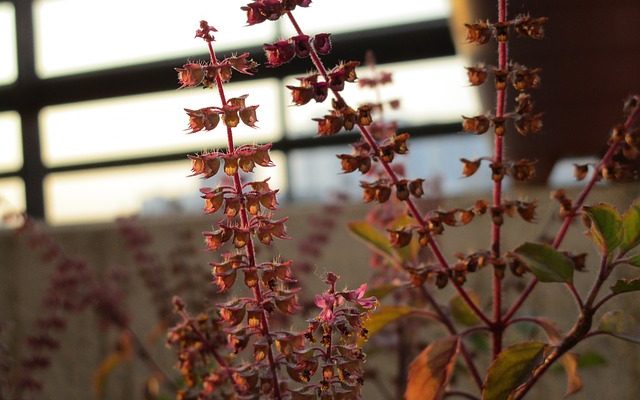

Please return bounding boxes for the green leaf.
[450,291,481,327]
[583,204,622,254]
[514,242,574,283]
[627,255,640,268]
[482,341,548,400]
[359,306,413,346]
[348,221,395,259]
[598,310,640,345]
[621,201,640,252]
[405,336,460,400]
[577,351,607,368]
[611,277,640,294]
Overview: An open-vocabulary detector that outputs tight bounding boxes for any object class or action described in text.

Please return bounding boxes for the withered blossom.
[462,115,491,134]
[573,164,589,181]
[515,113,543,135]
[514,15,548,40]
[465,20,492,44]
[466,65,488,86]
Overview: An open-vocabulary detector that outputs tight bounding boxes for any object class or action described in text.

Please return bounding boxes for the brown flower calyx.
[466,65,488,86]
[514,15,548,40]
[464,20,492,45]
[511,64,542,91]
[502,199,538,223]
[515,92,535,114]
[509,159,537,181]
[462,115,491,135]
[573,164,590,181]
[551,189,574,219]
[515,112,543,136]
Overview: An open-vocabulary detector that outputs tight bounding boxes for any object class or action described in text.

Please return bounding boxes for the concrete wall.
[1,185,639,399]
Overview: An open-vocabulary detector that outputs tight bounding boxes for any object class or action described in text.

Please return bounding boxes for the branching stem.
[206,41,282,400]
[284,10,491,328]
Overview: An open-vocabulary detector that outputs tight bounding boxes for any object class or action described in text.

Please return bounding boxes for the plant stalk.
[491,0,508,360]
[285,10,491,327]
[206,41,282,400]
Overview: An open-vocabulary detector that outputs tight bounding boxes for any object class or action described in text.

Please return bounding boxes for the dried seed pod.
[493,68,509,90]
[515,113,543,136]
[394,179,410,201]
[515,93,535,114]
[466,65,488,86]
[510,159,537,181]
[493,21,510,42]
[514,15,548,40]
[574,164,589,181]
[516,201,537,222]
[462,115,491,134]
[489,162,506,182]
[512,65,541,91]
[460,158,482,177]
[465,20,492,44]
[409,179,425,197]
[388,229,412,248]
[493,116,506,136]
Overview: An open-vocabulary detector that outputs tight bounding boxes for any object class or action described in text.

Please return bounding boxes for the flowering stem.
[490,0,508,360]
[503,101,640,323]
[205,41,282,400]
[285,10,491,328]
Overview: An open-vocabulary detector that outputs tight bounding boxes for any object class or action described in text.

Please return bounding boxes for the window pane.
[0,2,17,85]
[40,79,281,167]
[289,134,492,201]
[33,0,275,78]
[44,154,287,225]
[285,57,481,137]
[289,146,362,201]
[408,135,492,196]
[0,177,26,218]
[0,111,22,172]
[281,0,449,36]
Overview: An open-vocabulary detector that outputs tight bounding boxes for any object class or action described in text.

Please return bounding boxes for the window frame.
[0,0,458,220]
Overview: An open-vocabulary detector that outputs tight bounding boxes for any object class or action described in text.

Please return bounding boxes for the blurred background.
[1,1,640,399]
[2,0,486,225]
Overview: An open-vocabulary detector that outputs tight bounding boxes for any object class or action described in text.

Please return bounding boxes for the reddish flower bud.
[195,20,217,42]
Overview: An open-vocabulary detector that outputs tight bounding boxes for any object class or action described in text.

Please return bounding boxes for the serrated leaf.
[560,353,582,398]
[621,201,640,252]
[450,291,481,327]
[359,306,413,346]
[405,336,460,400]
[514,242,574,283]
[482,341,548,400]
[583,204,622,254]
[598,310,640,344]
[348,221,394,259]
[611,277,640,294]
